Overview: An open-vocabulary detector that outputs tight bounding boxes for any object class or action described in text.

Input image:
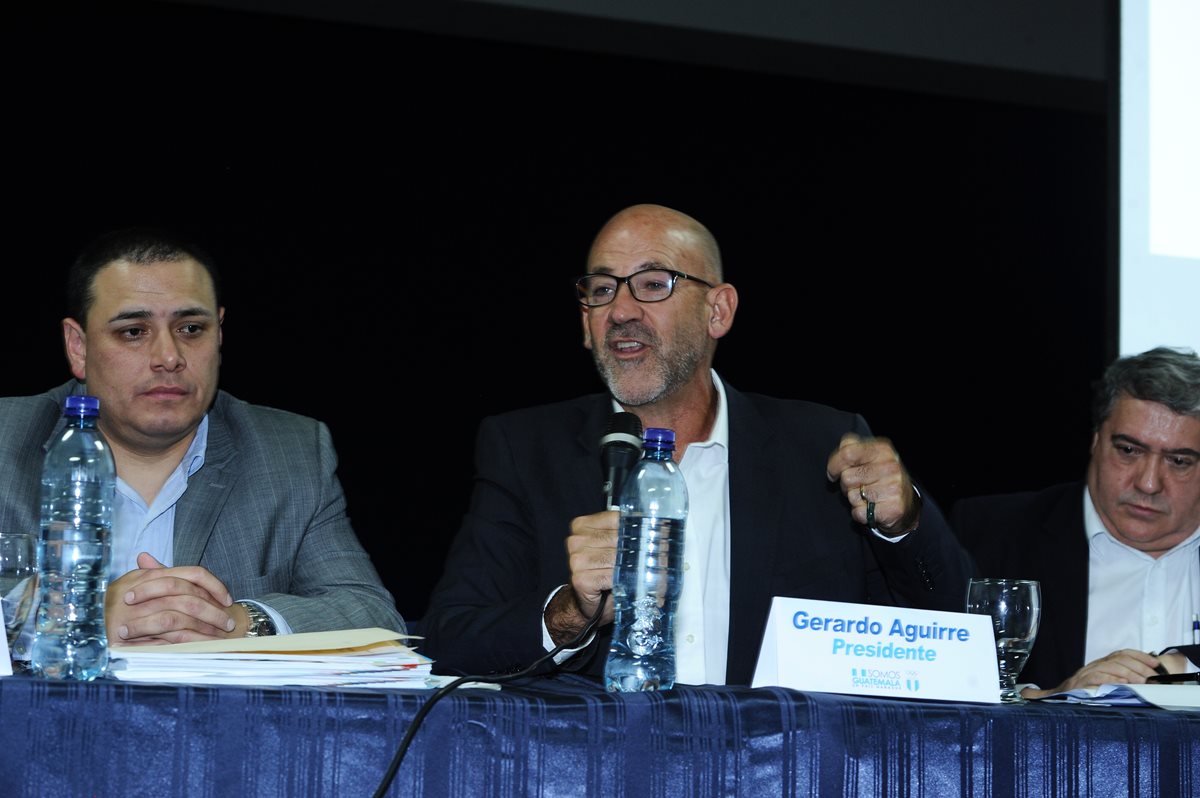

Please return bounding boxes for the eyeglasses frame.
[574,269,716,307]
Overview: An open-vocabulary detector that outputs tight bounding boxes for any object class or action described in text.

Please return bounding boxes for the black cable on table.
[372,591,611,798]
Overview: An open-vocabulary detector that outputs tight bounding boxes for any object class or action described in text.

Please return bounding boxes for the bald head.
[587,204,723,283]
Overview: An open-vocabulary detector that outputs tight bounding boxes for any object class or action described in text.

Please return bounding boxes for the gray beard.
[592,338,706,407]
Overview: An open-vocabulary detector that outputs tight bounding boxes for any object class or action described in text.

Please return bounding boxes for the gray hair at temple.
[1091,346,1200,429]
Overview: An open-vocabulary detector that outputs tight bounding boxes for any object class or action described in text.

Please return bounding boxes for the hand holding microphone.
[545,412,643,646]
[601,411,643,510]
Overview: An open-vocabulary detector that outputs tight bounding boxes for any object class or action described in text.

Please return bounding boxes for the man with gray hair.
[953,346,1200,697]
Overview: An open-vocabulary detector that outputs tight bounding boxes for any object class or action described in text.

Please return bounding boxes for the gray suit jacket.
[0,380,405,634]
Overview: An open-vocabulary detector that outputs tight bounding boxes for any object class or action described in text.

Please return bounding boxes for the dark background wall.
[5,1,1108,625]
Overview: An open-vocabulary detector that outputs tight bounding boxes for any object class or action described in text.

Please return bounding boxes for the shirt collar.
[692,369,729,451]
[185,414,209,477]
[114,415,209,512]
[1082,484,1108,543]
[607,368,729,451]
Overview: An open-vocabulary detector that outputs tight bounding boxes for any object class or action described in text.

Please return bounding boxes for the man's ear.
[581,307,594,350]
[63,318,87,380]
[707,284,739,340]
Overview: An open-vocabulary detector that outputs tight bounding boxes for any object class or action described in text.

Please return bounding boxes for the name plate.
[752,596,1000,703]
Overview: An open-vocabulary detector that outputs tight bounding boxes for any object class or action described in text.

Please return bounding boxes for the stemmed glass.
[966,578,1041,704]
[0,533,38,673]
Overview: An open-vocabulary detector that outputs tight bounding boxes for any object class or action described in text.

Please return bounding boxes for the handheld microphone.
[601,411,643,510]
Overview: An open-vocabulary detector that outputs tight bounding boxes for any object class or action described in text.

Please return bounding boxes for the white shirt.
[541,370,731,680]
[542,370,904,682]
[1083,485,1200,666]
[672,373,731,685]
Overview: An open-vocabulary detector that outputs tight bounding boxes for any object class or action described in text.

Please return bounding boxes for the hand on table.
[106,552,246,645]
[1020,648,1170,699]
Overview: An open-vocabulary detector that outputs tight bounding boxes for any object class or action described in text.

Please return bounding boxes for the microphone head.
[601,412,643,509]
[601,411,643,452]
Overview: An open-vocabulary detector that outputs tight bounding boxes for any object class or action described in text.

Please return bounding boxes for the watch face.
[239,602,277,636]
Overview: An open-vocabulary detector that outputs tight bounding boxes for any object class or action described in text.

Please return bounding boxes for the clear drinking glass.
[966,578,1041,704]
[0,533,38,672]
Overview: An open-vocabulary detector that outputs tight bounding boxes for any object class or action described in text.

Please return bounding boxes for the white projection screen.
[1119,0,1200,355]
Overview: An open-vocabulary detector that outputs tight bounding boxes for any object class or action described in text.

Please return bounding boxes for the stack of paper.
[109,627,434,689]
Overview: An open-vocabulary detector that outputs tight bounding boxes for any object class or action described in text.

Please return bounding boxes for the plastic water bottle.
[604,427,687,692]
[30,395,115,680]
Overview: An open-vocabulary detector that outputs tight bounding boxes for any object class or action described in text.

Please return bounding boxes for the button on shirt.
[1083,486,1200,666]
[672,373,731,686]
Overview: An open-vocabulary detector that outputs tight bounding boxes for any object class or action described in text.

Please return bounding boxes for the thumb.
[136,552,166,570]
[826,432,864,481]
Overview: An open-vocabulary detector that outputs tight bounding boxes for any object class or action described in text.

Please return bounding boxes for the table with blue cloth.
[0,672,1196,797]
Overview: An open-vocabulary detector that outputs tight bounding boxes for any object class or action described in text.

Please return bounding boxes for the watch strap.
[236,600,278,637]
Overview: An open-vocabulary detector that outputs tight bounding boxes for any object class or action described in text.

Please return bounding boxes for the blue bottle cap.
[64,395,101,416]
[643,427,676,447]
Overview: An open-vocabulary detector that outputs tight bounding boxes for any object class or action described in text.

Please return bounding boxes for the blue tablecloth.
[1,673,1196,797]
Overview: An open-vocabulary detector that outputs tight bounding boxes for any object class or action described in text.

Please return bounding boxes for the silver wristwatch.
[236,600,278,637]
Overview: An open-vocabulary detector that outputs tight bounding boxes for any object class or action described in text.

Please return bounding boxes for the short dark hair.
[1091,346,1200,429]
[66,227,222,323]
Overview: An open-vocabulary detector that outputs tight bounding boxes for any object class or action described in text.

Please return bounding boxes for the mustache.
[1118,490,1169,512]
[605,321,659,348]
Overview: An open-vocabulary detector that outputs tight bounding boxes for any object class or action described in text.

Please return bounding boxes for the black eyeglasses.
[575,269,715,307]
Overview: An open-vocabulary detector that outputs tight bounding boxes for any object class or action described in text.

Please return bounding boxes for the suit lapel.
[173,396,240,566]
[1043,484,1090,676]
[41,382,79,452]
[724,385,789,683]
[578,398,610,466]
[569,396,615,517]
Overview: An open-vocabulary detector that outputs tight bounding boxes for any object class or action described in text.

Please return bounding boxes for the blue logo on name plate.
[850,667,908,692]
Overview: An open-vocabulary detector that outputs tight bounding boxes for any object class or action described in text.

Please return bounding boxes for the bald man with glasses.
[418,203,972,685]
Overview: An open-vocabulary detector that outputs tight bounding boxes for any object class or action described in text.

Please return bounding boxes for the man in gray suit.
[0,228,404,650]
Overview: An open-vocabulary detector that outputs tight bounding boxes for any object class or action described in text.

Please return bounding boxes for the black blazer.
[418,381,973,685]
[951,481,1200,689]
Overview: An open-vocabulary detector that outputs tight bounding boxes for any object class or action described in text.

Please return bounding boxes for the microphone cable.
[371,590,611,798]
